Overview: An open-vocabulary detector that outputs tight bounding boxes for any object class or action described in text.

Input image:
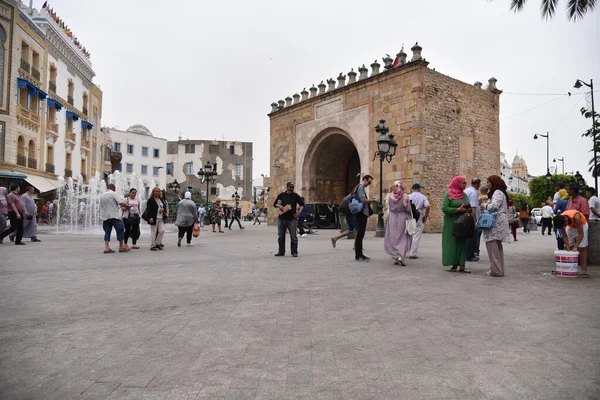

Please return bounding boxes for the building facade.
[268,43,501,232]
[166,139,253,202]
[102,125,167,190]
[0,0,103,194]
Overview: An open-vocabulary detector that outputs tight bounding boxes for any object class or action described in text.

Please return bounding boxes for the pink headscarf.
[448,176,466,201]
[391,180,410,208]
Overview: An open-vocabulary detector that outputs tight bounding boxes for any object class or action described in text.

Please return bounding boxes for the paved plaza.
[0,223,599,400]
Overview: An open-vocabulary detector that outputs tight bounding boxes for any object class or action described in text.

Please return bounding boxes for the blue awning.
[66,111,79,121]
[17,77,46,100]
[47,98,63,111]
[81,120,93,130]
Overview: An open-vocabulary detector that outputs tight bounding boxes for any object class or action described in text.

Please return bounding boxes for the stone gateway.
[268,43,501,232]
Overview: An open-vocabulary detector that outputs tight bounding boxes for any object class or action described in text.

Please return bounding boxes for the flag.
[392,56,399,68]
[42,1,47,9]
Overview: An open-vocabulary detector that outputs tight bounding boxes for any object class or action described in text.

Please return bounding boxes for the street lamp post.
[553,157,565,175]
[574,79,597,192]
[197,162,217,208]
[534,132,551,195]
[167,179,180,196]
[372,120,398,238]
[575,171,585,195]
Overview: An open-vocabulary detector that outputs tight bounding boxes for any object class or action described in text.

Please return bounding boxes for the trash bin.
[339,213,356,239]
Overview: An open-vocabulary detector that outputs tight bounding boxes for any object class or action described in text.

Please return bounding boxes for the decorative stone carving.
[110,151,122,173]
[487,77,502,94]
[318,81,326,95]
[371,60,381,76]
[315,98,342,119]
[337,73,346,88]
[396,48,407,66]
[327,79,336,91]
[278,100,285,109]
[301,88,309,101]
[358,64,368,80]
[411,42,422,62]
[293,93,301,104]
[348,69,357,84]
[382,55,394,70]
[309,85,318,98]
[271,102,279,112]
[285,96,293,107]
[474,82,482,89]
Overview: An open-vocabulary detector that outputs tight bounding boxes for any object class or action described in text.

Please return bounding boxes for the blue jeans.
[278,219,298,255]
[103,218,124,242]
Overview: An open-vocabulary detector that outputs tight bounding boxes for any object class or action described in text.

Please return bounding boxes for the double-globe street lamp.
[574,79,597,192]
[373,120,398,238]
[167,179,181,195]
[197,162,218,208]
[533,132,553,195]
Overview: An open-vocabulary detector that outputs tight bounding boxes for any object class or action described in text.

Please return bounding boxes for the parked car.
[304,203,339,229]
[531,208,542,225]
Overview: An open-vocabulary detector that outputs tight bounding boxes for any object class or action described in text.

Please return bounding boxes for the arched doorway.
[302,130,360,204]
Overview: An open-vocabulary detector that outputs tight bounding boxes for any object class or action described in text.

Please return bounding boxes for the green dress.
[441,192,470,267]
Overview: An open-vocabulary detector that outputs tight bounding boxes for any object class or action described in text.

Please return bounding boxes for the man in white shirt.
[586,187,600,221]
[408,183,430,259]
[540,202,554,236]
[464,178,481,261]
[99,184,129,253]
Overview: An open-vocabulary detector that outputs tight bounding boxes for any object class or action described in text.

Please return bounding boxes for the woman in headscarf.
[0,187,8,238]
[209,198,224,233]
[481,175,511,277]
[506,199,518,241]
[175,191,199,247]
[441,176,471,272]
[384,180,413,265]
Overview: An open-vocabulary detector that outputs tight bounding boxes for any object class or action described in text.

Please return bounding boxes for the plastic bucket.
[554,250,580,277]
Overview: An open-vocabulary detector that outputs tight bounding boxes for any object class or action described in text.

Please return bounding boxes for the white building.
[103,125,167,189]
[500,152,531,195]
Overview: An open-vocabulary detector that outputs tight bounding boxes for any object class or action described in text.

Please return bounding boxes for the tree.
[528,173,585,207]
[580,107,600,177]
[508,192,533,211]
[498,0,596,21]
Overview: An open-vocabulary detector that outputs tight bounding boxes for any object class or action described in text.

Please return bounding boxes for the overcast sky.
[36,0,599,184]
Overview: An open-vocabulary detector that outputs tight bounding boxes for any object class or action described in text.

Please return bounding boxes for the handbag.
[128,213,141,225]
[192,223,200,238]
[405,203,418,236]
[453,211,475,238]
[476,210,497,230]
[349,196,364,215]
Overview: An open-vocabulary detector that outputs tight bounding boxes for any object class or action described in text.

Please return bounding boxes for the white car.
[531,208,542,225]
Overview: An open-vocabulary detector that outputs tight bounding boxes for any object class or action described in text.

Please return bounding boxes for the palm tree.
[502,0,596,21]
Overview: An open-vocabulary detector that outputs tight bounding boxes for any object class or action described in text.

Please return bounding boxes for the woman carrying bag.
[144,187,168,251]
[122,188,141,249]
[441,176,472,273]
[175,192,199,247]
[383,181,413,266]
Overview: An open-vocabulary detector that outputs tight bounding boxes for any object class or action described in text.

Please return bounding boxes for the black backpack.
[410,200,420,222]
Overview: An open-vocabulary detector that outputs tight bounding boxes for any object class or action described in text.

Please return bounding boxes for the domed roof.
[512,154,526,165]
[126,124,153,136]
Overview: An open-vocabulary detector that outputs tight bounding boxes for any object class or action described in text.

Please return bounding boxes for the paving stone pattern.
[0,225,599,399]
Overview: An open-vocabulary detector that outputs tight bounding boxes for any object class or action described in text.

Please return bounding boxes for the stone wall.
[268,45,500,231]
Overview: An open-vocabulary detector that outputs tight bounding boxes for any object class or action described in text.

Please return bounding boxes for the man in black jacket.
[273,182,304,257]
[229,202,245,230]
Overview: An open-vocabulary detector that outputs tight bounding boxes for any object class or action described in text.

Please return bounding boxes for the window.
[67,80,74,105]
[229,145,235,155]
[141,165,148,175]
[209,144,219,155]
[142,146,148,157]
[114,142,121,152]
[166,162,173,176]
[153,167,160,176]
[126,163,133,173]
[234,164,242,178]
[184,144,195,154]
[153,148,160,158]
[126,144,134,155]
[210,187,218,195]
[117,162,122,172]
[66,118,73,134]
[185,162,194,175]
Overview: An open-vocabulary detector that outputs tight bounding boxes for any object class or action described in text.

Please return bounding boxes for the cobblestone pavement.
[0,224,599,400]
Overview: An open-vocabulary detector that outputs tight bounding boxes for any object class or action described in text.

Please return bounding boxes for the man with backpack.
[408,183,430,259]
[350,175,375,262]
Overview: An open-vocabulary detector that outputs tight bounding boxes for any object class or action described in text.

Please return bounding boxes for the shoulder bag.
[453,210,475,238]
[476,210,497,230]
[405,200,418,236]
[127,198,141,225]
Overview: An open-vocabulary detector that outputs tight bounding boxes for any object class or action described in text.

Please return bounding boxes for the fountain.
[54,171,150,234]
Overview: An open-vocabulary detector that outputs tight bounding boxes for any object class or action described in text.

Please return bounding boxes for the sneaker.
[398,256,406,266]
[300,234,307,238]
[150,246,158,251]
[467,257,480,262]
[15,242,26,245]
[274,253,284,257]
[186,243,194,247]
[292,253,298,257]
[355,255,370,262]
[409,255,418,259]
[331,238,336,249]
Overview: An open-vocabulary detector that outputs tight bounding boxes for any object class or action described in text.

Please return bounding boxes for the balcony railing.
[49,81,57,93]
[31,68,41,80]
[27,158,37,169]
[64,168,72,178]
[47,122,58,134]
[82,107,88,116]
[17,155,27,166]
[67,96,74,106]
[45,163,55,174]
[20,59,30,73]
[66,133,76,142]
